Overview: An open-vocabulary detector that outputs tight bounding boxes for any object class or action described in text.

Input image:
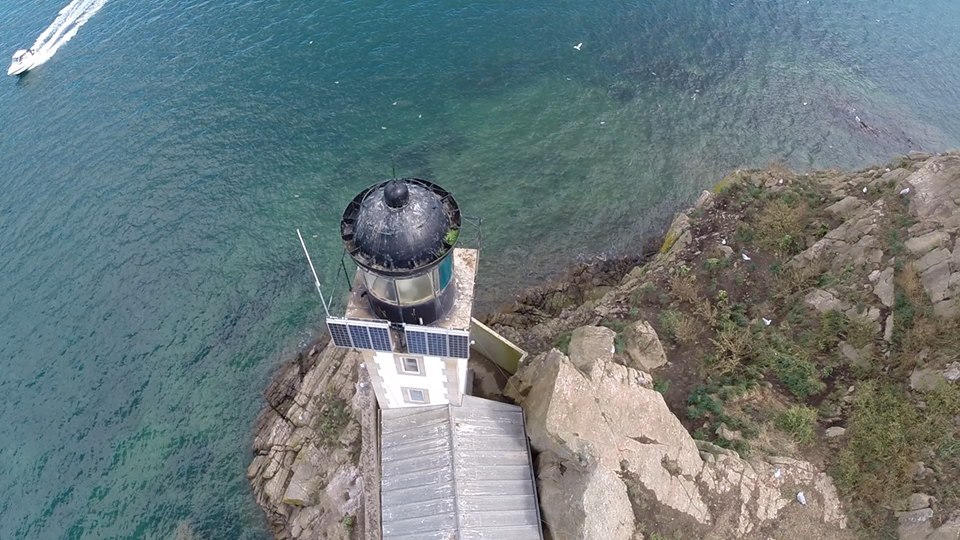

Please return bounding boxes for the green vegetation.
[443,228,459,246]
[554,331,572,355]
[315,395,352,447]
[527,156,958,537]
[658,309,698,345]
[775,405,817,445]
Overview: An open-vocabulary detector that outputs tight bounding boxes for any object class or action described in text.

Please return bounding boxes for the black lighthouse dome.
[340,178,462,325]
[341,178,461,276]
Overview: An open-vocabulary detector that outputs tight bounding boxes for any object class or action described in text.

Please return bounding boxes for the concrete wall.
[470,317,528,374]
[368,351,467,408]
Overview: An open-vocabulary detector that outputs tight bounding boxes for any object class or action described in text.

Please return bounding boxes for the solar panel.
[406,330,428,355]
[402,324,471,358]
[427,332,447,356]
[327,321,353,348]
[368,327,393,352]
[326,318,393,352]
[448,333,470,359]
[349,324,372,349]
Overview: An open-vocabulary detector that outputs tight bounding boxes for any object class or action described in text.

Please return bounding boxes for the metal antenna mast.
[297,228,331,317]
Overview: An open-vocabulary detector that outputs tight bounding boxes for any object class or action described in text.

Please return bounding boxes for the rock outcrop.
[506,326,852,540]
[249,342,372,539]
[902,155,960,318]
[623,320,668,371]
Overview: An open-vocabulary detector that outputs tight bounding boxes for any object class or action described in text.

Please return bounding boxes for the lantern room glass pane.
[363,270,397,302]
[396,273,434,305]
[436,255,453,291]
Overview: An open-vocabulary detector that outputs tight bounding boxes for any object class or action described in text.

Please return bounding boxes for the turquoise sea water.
[1,0,959,537]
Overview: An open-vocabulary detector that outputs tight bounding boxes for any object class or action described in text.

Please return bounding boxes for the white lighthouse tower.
[326,177,477,409]
[318,176,543,539]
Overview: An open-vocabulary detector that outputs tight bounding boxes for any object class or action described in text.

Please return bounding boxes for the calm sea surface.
[1,0,958,537]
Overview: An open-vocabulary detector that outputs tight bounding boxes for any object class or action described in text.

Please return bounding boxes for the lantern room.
[339,177,461,326]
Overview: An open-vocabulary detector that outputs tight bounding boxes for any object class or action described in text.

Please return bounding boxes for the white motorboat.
[8,49,36,76]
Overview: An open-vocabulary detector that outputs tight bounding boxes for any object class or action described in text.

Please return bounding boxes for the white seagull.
[574,42,583,51]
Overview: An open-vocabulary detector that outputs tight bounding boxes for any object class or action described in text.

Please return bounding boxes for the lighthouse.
[317,176,543,539]
[326,177,478,409]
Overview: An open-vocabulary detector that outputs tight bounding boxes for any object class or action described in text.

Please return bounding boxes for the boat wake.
[23,0,108,70]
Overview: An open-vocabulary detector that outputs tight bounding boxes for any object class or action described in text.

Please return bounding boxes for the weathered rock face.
[623,320,668,371]
[249,343,372,540]
[506,327,852,540]
[902,155,960,318]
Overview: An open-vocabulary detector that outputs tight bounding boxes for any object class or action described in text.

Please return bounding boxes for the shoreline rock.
[249,151,960,540]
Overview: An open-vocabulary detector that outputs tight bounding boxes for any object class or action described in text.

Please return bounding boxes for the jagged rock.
[875,267,895,308]
[623,320,667,371]
[897,508,935,540]
[250,345,367,540]
[905,230,951,256]
[695,190,714,208]
[910,368,946,392]
[805,289,849,314]
[661,213,693,256]
[873,167,911,187]
[944,362,960,383]
[826,196,865,216]
[716,423,743,442]
[917,249,952,275]
[696,439,739,458]
[567,325,616,376]
[908,493,934,511]
[840,342,865,368]
[934,297,959,319]
[905,155,960,230]
[885,315,895,342]
[927,514,960,540]
[537,452,636,540]
[282,445,324,506]
[825,427,847,438]
[507,326,850,539]
[791,199,886,272]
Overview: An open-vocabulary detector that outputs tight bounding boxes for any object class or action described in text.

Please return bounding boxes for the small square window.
[402,357,421,374]
[402,387,429,404]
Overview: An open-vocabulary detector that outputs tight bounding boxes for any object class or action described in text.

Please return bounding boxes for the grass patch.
[754,198,809,256]
[554,331,572,354]
[834,381,960,531]
[832,383,919,530]
[315,396,352,447]
[668,272,702,305]
[658,310,699,345]
[775,263,826,297]
[708,321,756,376]
[769,349,826,399]
[775,405,817,445]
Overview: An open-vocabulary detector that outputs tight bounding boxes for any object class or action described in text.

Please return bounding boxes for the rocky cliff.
[251,152,960,539]
[507,325,850,539]
[247,339,374,539]
[487,151,960,539]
